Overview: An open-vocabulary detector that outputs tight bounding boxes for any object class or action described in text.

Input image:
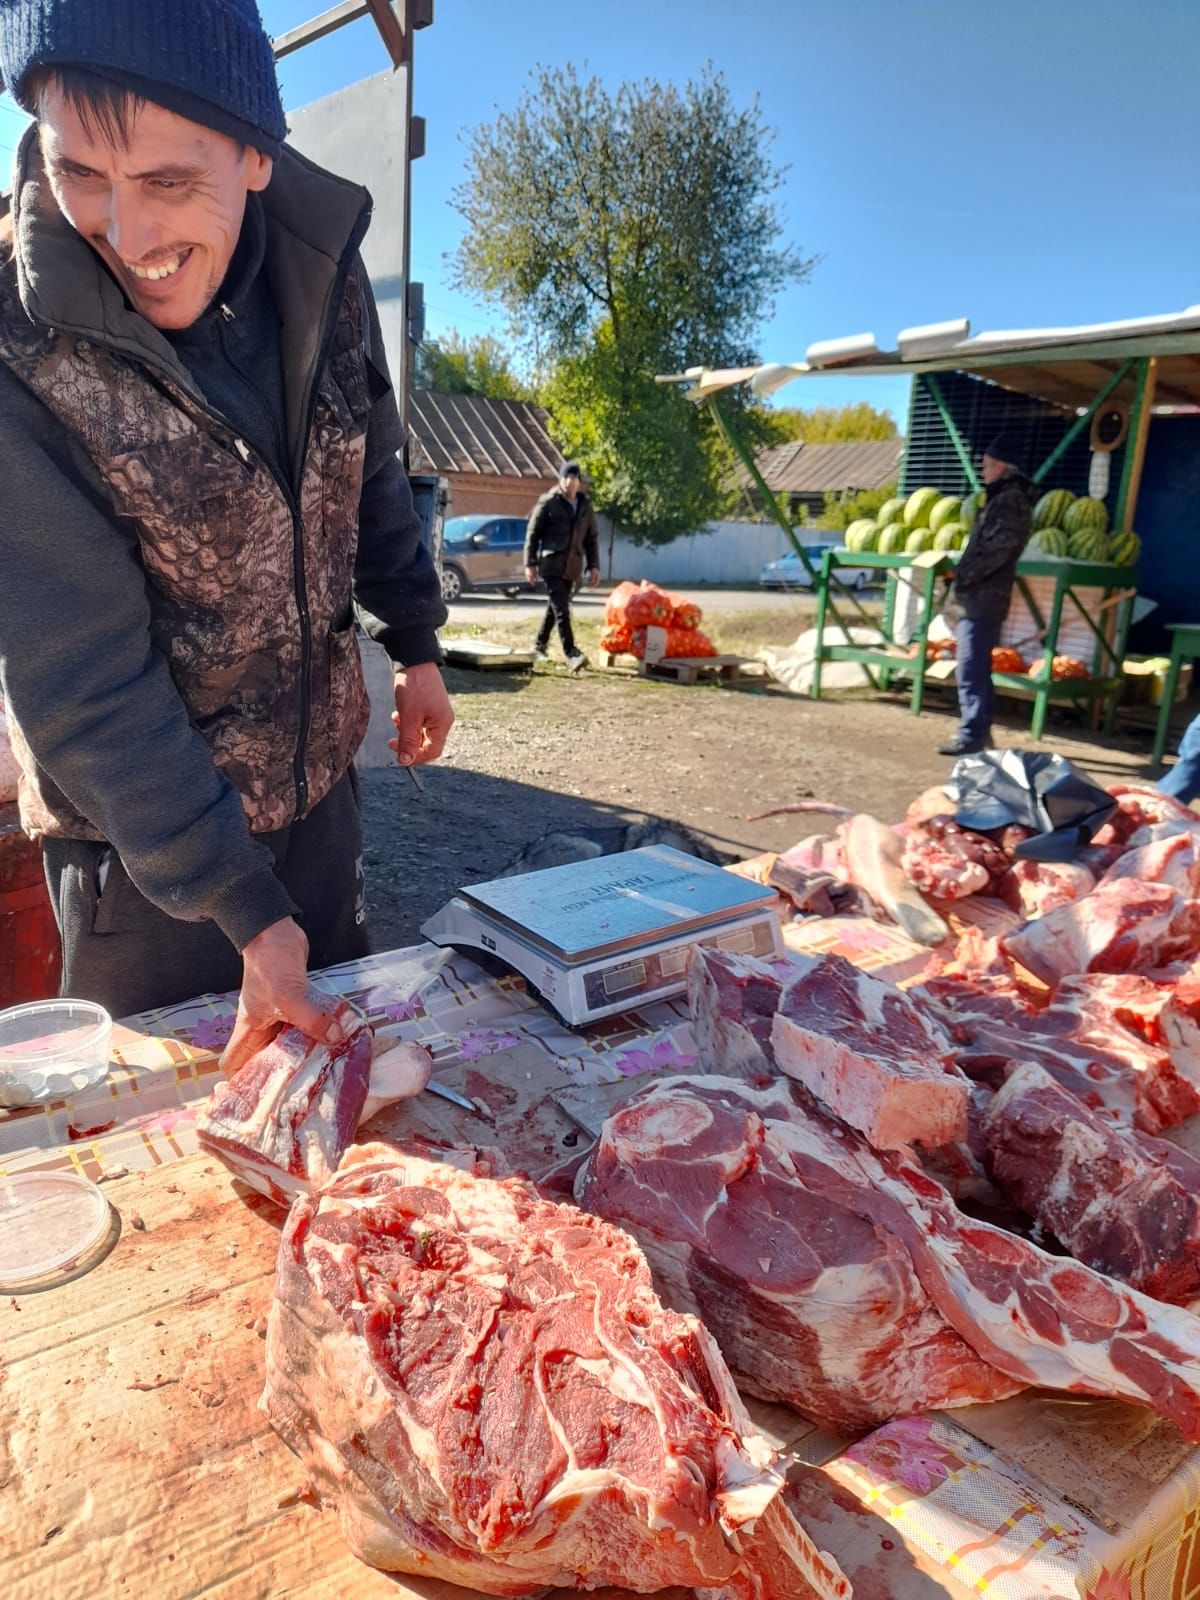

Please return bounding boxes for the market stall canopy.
[660,306,1200,411]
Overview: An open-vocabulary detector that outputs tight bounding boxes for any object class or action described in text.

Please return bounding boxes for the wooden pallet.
[441,639,536,671]
[604,652,766,686]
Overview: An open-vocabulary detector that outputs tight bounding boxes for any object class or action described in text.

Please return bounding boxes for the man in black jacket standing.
[524,462,601,672]
[939,435,1034,757]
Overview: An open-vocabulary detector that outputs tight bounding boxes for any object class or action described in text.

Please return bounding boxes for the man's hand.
[390,660,454,767]
[525,565,538,585]
[588,568,601,587]
[220,916,342,1075]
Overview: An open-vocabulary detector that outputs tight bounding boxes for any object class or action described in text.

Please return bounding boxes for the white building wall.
[600,520,827,586]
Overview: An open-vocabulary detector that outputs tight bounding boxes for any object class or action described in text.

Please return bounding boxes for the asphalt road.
[444,584,850,626]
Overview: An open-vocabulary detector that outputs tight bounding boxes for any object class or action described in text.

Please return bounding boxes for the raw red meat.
[691,947,989,1198]
[688,946,787,1079]
[771,953,968,1150]
[901,816,1008,902]
[1099,830,1200,894]
[196,1006,434,1205]
[1002,877,1200,987]
[264,1143,848,1599]
[854,1140,1200,1439]
[197,1001,375,1205]
[923,977,1196,1135]
[577,1076,1021,1434]
[912,927,1045,1009]
[581,1076,1200,1440]
[1005,857,1095,919]
[984,1061,1200,1304]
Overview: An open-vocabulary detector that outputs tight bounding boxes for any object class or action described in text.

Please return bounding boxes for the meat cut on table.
[263,1142,849,1600]
[196,1004,433,1205]
[984,1060,1200,1304]
[691,945,990,1199]
[770,952,968,1150]
[579,1073,1200,1442]
[576,1075,1021,1434]
[1002,877,1200,988]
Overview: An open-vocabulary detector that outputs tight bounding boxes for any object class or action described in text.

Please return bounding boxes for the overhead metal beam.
[363,0,407,66]
[273,1,369,59]
[272,0,408,66]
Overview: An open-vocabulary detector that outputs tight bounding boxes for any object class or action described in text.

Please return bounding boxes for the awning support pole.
[923,375,982,492]
[703,395,815,576]
[1032,359,1136,485]
[1113,357,1157,533]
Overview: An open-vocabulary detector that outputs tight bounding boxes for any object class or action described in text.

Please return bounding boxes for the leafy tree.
[412,330,534,402]
[453,66,811,543]
[766,402,898,445]
[820,482,899,532]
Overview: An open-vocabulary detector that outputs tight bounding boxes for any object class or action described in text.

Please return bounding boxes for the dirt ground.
[360,604,1176,950]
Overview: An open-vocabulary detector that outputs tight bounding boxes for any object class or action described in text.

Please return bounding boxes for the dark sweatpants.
[954,615,1000,747]
[534,574,578,658]
[42,770,369,1020]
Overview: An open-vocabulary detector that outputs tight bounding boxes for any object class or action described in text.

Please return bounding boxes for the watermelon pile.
[834,479,1139,567]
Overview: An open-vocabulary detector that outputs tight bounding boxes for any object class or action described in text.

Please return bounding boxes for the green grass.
[444,604,883,661]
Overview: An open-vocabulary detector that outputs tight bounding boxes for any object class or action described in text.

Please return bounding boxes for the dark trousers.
[954,615,999,746]
[42,770,369,1020]
[535,574,578,657]
[1160,714,1200,805]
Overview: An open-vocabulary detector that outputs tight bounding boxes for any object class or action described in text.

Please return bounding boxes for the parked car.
[759,543,872,591]
[439,514,536,602]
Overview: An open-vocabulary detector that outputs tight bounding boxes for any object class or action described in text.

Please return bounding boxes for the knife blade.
[425,1078,482,1115]
[405,763,424,795]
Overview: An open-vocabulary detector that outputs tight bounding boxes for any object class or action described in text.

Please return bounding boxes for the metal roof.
[408,390,561,480]
[744,438,903,497]
[664,306,1200,411]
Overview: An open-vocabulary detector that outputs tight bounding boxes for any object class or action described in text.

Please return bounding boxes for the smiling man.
[0,0,451,1071]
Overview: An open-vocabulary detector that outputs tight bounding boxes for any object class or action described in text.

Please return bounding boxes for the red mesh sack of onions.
[624,582,673,626]
[599,624,634,656]
[605,581,638,626]
[668,598,703,630]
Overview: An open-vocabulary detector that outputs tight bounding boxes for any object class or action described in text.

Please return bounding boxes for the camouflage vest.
[0,249,371,838]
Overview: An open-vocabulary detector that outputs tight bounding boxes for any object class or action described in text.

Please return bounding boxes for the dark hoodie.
[946,470,1035,624]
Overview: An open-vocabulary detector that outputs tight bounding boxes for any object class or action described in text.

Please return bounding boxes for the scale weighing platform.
[421,845,783,1027]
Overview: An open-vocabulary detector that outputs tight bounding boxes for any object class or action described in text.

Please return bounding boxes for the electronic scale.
[421,845,783,1027]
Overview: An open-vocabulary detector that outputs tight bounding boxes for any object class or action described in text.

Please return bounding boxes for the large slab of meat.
[688,946,788,1080]
[1002,877,1200,987]
[921,974,1198,1135]
[770,953,969,1150]
[263,1142,848,1600]
[576,1075,1020,1434]
[580,1075,1200,1440]
[984,1061,1200,1303]
[196,1004,432,1205]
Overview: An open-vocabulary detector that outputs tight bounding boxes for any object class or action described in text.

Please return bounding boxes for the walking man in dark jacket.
[524,462,600,672]
[939,435,1034,756]
[0,0,452,1070]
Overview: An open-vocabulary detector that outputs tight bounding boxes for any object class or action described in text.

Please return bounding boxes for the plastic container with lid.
[0,999,112,1106]
[0,1169,113,1288]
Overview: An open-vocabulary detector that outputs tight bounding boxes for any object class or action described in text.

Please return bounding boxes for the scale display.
[421,845,783,1026]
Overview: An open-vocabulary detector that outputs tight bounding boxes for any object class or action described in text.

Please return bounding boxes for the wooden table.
[1152,621,1200,767]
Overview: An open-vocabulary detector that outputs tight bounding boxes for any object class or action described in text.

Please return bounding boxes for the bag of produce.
[599,624,634,656]
[668,597,703,631]
[605,581,639,626]
[625,582,673,626]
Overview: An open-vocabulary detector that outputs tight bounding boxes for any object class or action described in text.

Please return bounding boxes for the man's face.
[38,83,272,331]
[560,473,581,501]
[980,454,1008,485]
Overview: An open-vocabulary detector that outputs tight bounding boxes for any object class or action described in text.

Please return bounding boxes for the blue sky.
[4,1,1198,423]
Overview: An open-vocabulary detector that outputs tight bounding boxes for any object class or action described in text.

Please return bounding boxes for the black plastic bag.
[945,749,1117,862]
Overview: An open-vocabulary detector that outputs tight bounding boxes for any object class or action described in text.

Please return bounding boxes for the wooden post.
[1113,356,1157,532]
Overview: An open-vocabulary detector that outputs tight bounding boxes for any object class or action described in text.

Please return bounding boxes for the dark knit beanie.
[983,432,1023,471]
[0,0,287,157]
